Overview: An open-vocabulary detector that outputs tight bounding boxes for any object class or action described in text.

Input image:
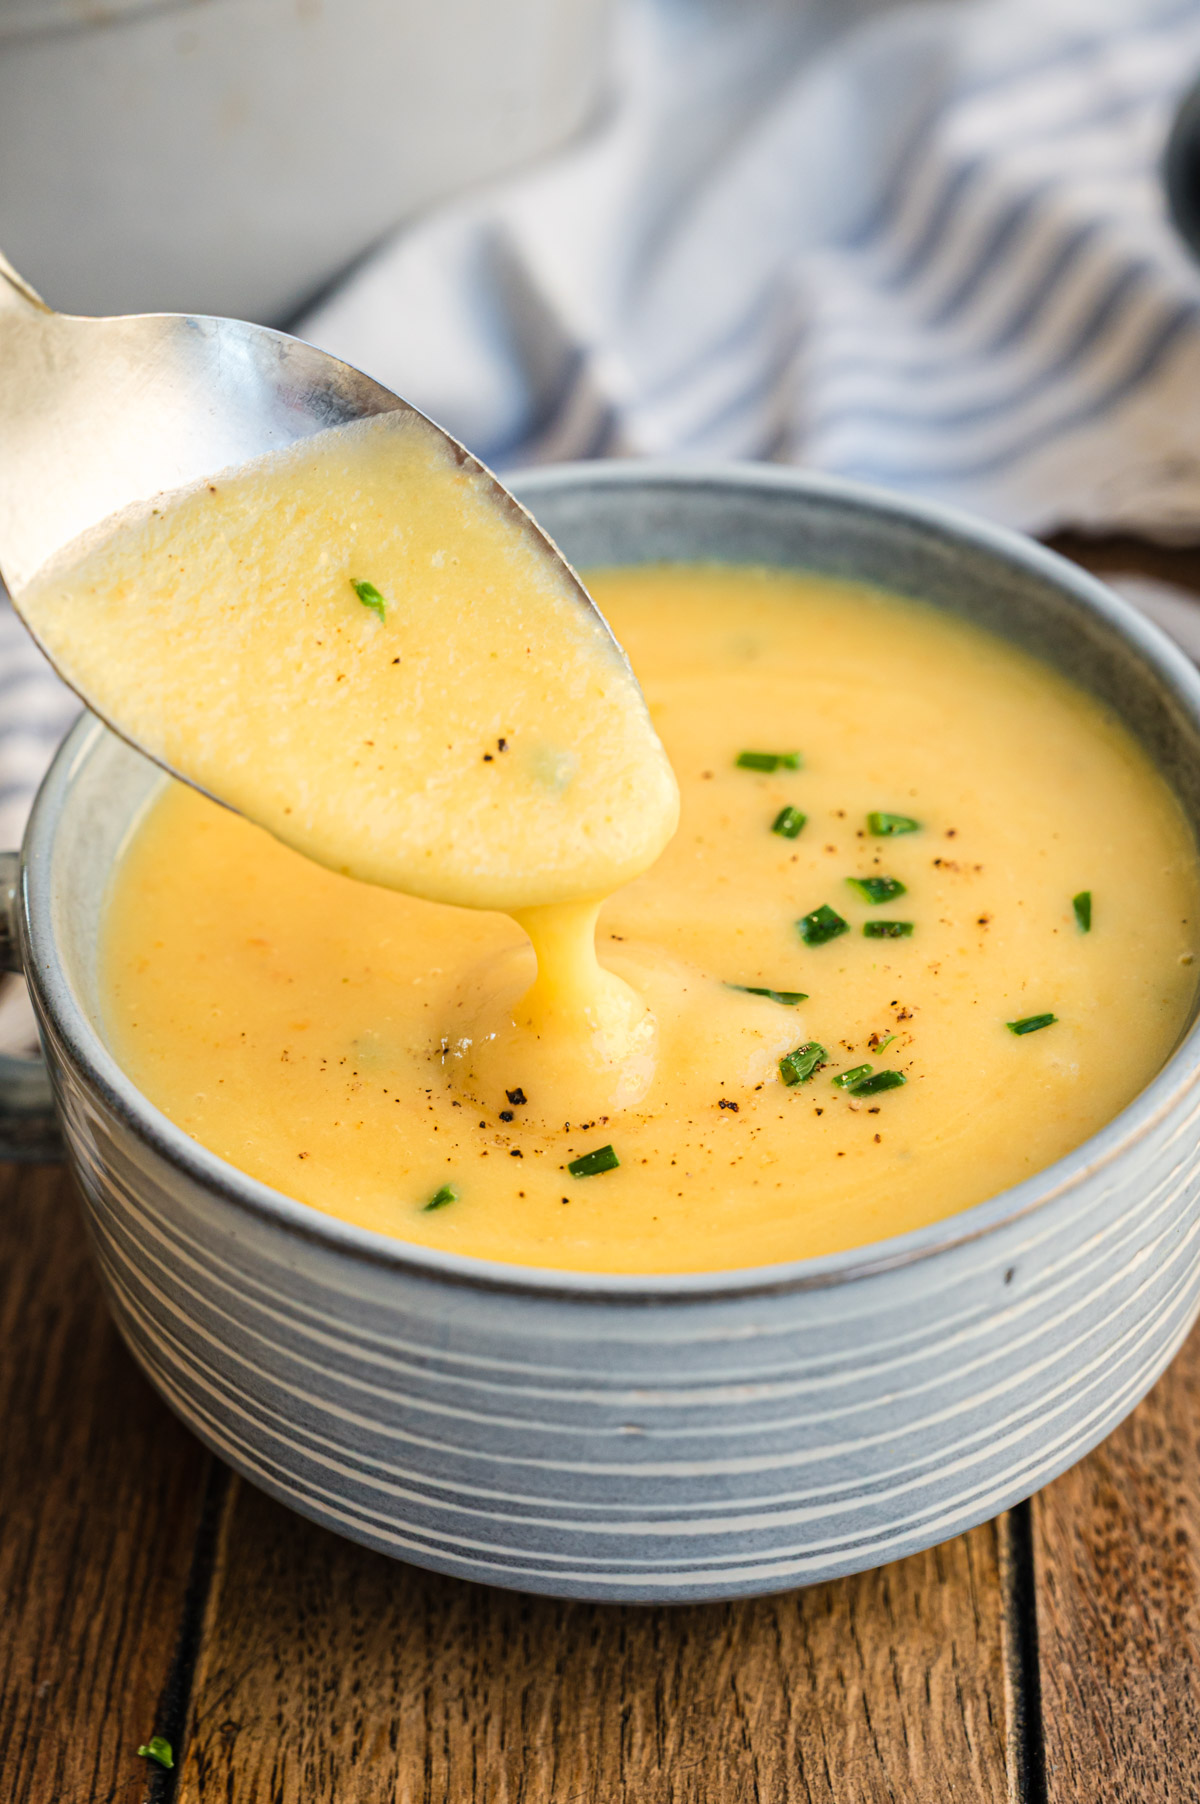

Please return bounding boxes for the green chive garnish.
[138,1739,174,1771]
[780,1042,826,1085]
[863,920,914,939]
[569,1144,620,1177]
[797,904,849,946]
[736,750,802,772]
[867,812,920,836]
[850,1070,906,1095]
[423,1183,459,1211]
[772,805,807,838]
[726,984,808,1005]
[873,1033,896,1052]
[846,875,907,904]
[1008,1013,1057,1035]
[351,578,388,621]
[1073,891,1092,932]
[833,1064,873,1089]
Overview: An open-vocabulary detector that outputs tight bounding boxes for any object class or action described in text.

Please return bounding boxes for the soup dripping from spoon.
[0,249,680,1119]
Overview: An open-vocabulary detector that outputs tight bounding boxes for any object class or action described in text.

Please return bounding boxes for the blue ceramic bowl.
[8,462,1200,1601]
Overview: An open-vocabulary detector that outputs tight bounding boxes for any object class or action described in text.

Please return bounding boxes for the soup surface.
[102,564,1200,1273]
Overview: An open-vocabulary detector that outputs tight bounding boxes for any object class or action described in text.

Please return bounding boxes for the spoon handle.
[0,250,49,314]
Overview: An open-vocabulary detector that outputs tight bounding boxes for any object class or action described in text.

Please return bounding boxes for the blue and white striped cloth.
[304,0,1200,537]
[8,0,1200,852]
[0,603,78,853]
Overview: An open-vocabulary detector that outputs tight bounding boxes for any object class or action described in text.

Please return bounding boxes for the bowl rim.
[23,456,1200,1303]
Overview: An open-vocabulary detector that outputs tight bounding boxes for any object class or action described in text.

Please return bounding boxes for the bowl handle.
[0,850,63,1161]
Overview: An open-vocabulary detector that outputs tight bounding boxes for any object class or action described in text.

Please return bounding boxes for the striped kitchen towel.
[304,0,1200,539]
[8,0,1200,846]
[0,601,78,852]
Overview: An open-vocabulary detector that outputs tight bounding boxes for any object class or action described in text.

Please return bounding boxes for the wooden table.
[5,539,1200,1804]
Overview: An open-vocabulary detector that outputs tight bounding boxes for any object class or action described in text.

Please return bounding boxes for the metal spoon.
[0,250,610,1157]
[0,246,598,723]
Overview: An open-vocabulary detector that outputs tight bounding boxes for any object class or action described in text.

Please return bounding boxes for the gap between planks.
[144,1460,233,1804]
[998,1502,1048,1804]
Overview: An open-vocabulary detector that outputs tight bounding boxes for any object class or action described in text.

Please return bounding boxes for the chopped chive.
[846,875,907,905]
[833,1063,873,1089]
[867,811,921,836]
[780,1041,826,1085]
[138,1739,174,1771]
[351,578,388,621]
[1007,1013,1057,1036]
[797,903,849,946]
[850,1070,906,1096]
[772,805,807,838]
[1073,891,1092,932]
[569,1144,620,1177]
[422,1183,459,1212]
[736,750,802,772]
[863,920,914,939]
[726,984,809,1005]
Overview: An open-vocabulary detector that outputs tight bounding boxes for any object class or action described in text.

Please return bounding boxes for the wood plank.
[1034,1324,1200,1803]
[177,1476,1011,1804]
[0,1162,213,1804]
[1048,533,1200,591]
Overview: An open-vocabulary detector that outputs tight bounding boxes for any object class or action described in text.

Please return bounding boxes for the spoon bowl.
[0,250,597,778]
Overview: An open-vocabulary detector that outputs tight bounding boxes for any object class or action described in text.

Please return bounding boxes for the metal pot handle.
[0,849,62,1161]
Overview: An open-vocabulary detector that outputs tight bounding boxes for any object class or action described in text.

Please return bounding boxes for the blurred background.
[0,0,616,323]
[6,0,1200,540]
[0,0,899,323]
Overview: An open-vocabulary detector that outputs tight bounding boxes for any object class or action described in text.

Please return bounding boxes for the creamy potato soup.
[98,562,1200,1273]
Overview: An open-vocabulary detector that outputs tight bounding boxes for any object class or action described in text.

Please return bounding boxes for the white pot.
[0,0,612,321]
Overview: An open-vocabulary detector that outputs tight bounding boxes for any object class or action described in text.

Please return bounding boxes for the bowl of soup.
[11,461,1200,1601]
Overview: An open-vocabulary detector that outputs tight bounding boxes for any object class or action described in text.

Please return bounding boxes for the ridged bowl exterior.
[19,464,1200,1601]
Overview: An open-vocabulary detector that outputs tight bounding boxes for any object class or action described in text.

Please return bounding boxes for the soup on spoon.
[19,410,683,1124]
